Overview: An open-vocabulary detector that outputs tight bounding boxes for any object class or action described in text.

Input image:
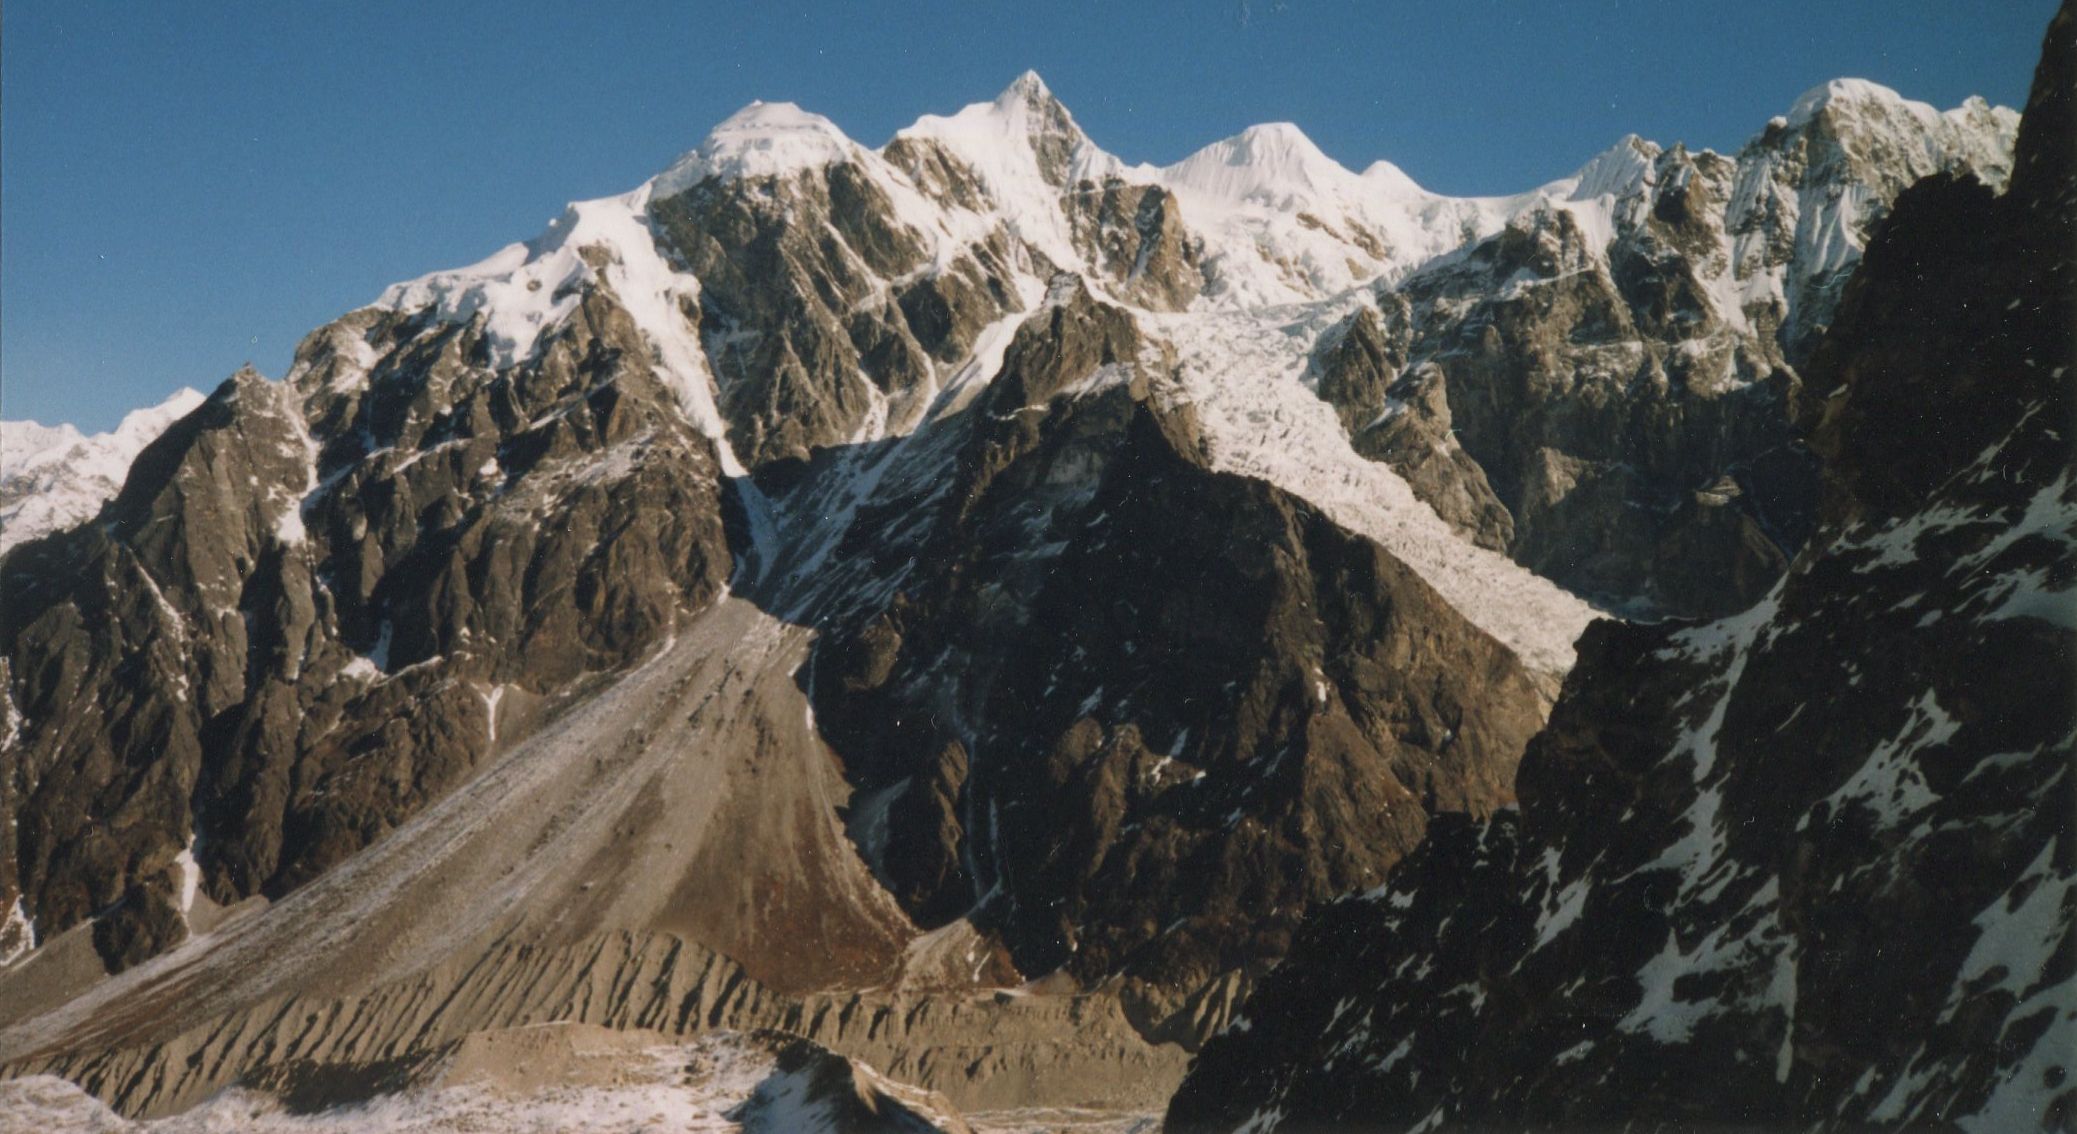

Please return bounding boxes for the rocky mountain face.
[1317,87,2019,616]
[645,102,1028,472]
[2,284,735,973]
[0,45,2042,1131]
[1167,8,2075,1130]
[0,73,1554,1124]
[799,278,1547,1042]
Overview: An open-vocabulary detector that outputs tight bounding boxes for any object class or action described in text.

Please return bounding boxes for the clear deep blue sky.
[2,1,2057,431]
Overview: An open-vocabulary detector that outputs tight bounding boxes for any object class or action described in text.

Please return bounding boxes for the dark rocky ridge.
[800,281,1548,1045]
[1168,6,2075,1129]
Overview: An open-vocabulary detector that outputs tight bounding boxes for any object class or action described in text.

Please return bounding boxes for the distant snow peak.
[1165,122,1360,206]
[0,386,206,553]
[917,66,1120,190]
[350,68,2017,484]
[997,68,1055,107]
[653,99,861,194]
[1784,77,1909,129]
[1564,134,1661,203]
[984,68,1080,140]
[893,70,1126,268]
[1359,158,1430,199]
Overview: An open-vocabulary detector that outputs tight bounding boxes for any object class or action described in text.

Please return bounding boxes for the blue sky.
[2,1,2057,431]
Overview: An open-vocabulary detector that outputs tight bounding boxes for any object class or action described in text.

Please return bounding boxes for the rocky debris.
[0,590,1176,1120]
[733,1034,974,1134]
[0,1025,978,1133]
[0,590,922,1061]
[803,280,1548,1044]
[2,925,1186,1121]
[1,271,733,973]
[1168,7,2075,1130]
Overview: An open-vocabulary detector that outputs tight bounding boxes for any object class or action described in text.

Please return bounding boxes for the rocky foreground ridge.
[1168,7,2076,1131]
[0,37,2044,1130]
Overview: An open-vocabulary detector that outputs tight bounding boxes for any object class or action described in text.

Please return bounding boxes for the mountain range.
[0,10,2067,1130]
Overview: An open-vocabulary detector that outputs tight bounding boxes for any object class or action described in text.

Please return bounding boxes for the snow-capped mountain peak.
[652,99,863,193]
[1784,76,1915,129]
[995,67,1056,108]
[1358,157,1432,199]
[1772,76,2020,187]
[901,68,1125,188]
[1560,133,1661,202]
[1164,121,1365,207]
[887,71,1127,269]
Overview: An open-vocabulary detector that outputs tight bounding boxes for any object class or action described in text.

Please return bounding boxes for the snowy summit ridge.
[1165,121,1387,206]
[652,100,864,194]
[0,387,207,552]
[370,68,2020,328]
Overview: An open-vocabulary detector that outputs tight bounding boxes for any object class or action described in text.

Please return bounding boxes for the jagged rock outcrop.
[1384,200,1810,617]
[1168,8,2075,1129]
[1065,177,1204,311]
[804,280,1549,1044]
